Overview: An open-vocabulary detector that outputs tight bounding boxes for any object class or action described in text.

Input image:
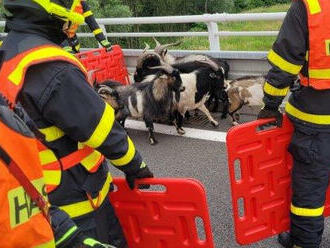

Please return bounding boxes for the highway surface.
[108,106,330,248]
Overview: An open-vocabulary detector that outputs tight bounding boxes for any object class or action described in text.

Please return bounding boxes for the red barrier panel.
[226,115,330,245]
[110,178,214,248]
[76,46,130,85]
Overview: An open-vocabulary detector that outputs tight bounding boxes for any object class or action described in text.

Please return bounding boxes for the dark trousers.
[288,125,330,248]
[74,194,128,248]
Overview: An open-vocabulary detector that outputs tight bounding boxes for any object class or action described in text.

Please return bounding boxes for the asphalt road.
[108,106,330,248]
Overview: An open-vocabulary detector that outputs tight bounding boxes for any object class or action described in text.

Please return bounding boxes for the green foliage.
[78,0,133,48]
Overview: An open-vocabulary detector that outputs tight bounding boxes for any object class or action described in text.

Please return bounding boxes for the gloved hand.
[125,162,154,190]
[69,233,115,248]
[257,106,283,127]
[100,39,111,51]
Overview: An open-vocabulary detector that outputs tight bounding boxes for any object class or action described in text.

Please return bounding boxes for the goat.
[226,76,265,125]
[150,60,225,134]
[141,38,230,116]
[97,65,184,145]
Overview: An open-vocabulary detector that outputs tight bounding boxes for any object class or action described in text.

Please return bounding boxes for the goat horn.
[87,69,101,85]
[153,37,161,48]
[149,61,174,74]
[143,42,150,53]
[154,40,182,54]
[97,85,115,95]
[198,59,219,72]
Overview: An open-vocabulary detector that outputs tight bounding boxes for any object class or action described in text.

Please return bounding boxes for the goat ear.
[209,72,217,79]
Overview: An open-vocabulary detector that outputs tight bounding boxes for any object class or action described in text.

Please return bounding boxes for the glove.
[69,233,115,248]
[125,162,154,190]
[100,39,111,51]
[257,106,283,127]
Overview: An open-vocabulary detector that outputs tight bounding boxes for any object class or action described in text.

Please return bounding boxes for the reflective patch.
[8,178,47,228]
[326,40,330,56]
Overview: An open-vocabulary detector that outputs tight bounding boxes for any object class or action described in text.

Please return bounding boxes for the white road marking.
[125,119,227,143]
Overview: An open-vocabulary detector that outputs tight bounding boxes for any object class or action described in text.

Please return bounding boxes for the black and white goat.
[148,60,225,134]
[226,76,264,125]
[97,64,184,145]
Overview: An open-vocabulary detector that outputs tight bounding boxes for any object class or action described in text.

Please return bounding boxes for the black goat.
[97,66,184,145]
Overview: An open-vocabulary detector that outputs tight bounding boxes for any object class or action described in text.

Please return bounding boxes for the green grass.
[177,3,291,51]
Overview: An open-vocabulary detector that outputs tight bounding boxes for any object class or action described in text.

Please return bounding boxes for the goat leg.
[198,104,219,127]
[221,91,229,119]
[173,110,185,135]
[144,117,157,145]
[230,111,240,126]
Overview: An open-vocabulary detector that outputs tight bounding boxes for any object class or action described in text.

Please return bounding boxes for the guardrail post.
[99,24,107,48]
[206,21,220,51]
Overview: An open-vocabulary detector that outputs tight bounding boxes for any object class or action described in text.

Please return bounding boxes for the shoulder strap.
[0,146,50,222]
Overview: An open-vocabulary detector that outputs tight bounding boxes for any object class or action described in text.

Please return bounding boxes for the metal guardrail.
[1,12,286,51]
[0,12,286,78]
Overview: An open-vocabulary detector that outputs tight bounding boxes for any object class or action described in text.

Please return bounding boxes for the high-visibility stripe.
[110,137,136,166]
[285,102,330,125]
[55,226,77,246]
[305,0,321,15]
[291,203,324,217]
[43,170,61,186]
[83,10,93,18]
[39,126,65,142]
[80,149,103,172]
[63,46,73,53]
[263,82,289,97]
[83,238,102,246]
[309,68,330,79]
[59,173,112,218]
[93,28,103,36]
[83,103,115,148]
[33,239,56,248]
[8,47,86,86]
[267,49,302,75]
[39,150,58,165]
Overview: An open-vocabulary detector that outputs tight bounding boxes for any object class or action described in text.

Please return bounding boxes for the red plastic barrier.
[109,178,214,248]
[226,115,330,245]
[76,46,130,85]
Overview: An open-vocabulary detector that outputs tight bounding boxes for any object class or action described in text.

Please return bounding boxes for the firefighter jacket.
[0,100,55,248]
[0,30,145,220]
[263,0,330,129]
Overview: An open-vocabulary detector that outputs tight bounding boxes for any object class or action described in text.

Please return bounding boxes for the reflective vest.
[0,44,105,194]
[300,0,330,89]
[0,113,55,248]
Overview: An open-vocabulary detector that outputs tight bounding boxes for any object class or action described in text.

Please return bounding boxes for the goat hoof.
[211,121,219,127]
[233,113,240,121]
[149,138,158,145]
[177,128,185,135]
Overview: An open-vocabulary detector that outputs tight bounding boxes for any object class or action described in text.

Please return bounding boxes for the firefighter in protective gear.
[1,1,153,247]
[0,95,113,248]
[62,0,111,53]
[257,0,330,247]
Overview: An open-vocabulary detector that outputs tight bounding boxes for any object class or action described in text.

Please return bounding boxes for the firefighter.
[0,95,111,247]
[257,0,330,247]
[62,0,111,53]
[1,1,153,248]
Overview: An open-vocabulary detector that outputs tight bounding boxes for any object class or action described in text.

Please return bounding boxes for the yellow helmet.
[4,0,84,25]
